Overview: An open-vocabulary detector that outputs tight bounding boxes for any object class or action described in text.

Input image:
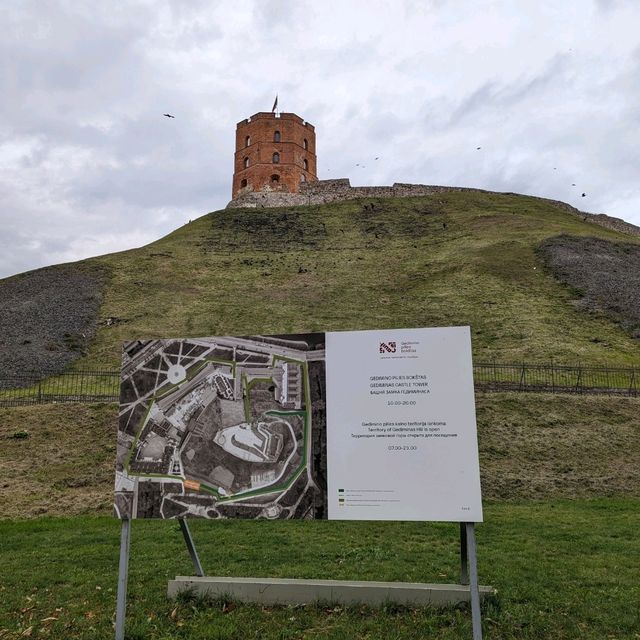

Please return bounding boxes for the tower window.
[271,174,280,183]
[241,178,248,188]
[303,138,308,150]
[245,135,251,147]
[300,174,306,182]
[274,130,281,142]
[243,157,249,169]
[272,152,280,164]
[303,159,308,171]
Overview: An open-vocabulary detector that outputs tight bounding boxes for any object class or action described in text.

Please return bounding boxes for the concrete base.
[168,576,494,607]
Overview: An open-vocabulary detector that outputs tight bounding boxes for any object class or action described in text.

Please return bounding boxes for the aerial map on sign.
[114,334,327,520]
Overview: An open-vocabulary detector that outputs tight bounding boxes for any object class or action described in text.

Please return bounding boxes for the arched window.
[272,152,280,164]
[271,174,280,183]
[303,159,308,171]
[240,178,248,188]
[300,174,306,183]
[243,157,249,169]
[303,138,308,150]
[274,130,281,142]
[245,136,251,147]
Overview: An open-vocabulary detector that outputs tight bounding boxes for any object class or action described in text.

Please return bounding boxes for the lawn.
[0,499,638,639]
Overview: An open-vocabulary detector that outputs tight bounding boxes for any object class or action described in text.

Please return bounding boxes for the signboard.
[114,328,482,522]
[326,327,482,522]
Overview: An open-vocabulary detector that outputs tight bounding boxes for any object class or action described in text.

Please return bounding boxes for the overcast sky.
[1,0,639,279]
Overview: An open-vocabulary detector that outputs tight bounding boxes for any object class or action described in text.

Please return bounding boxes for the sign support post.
[465,522,483,640]
[459,522,469,585]
[115,518,206,639]
[179,518,205,577]
[115,517,131,640]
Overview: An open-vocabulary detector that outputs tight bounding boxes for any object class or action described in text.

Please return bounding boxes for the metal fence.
[474,362,639,396]
[0,369,120,407]
[0,361,638,407]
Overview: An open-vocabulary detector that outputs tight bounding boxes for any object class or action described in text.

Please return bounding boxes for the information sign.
[114,328,482,522]
[326,327,482,521]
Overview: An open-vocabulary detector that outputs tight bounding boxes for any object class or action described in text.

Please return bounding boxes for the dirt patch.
[205,210,328,251]
[538,235,640,338]
[353,201,445,239]
[0,264,106,383]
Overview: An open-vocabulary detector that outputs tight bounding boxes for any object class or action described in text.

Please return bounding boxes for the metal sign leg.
[459,522,469,585]
[115,518,131,640]
[465,522,483,640]
[179,518,205,577]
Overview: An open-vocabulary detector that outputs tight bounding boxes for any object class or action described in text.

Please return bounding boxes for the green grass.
[0,499,639,639]
[58,192,640,371]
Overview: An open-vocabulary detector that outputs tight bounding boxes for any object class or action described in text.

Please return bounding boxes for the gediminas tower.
[232,111,317,198]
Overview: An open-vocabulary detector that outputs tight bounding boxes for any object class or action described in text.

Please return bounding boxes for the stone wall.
[226,178,491,209]
[226,178,640,239]
[580,213,640,237]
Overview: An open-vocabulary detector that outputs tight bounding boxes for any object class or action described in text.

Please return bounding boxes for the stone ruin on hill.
[226,177,640,239]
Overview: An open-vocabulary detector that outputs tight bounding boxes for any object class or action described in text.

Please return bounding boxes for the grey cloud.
[1,0,640,280]
[446,54,571,128]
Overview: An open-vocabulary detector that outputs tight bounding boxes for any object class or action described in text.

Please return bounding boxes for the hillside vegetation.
[2,191,640,375]
[2,393,638,519]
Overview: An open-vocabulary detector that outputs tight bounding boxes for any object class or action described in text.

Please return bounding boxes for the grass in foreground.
[0,499,639,639]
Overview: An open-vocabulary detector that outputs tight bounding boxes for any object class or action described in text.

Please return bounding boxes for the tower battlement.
[236,112,315,129]
[232,111,317,198]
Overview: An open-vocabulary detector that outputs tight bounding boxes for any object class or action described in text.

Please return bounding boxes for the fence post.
[38,380,42,404]
[519,362,526,391]
[576,364,582,394]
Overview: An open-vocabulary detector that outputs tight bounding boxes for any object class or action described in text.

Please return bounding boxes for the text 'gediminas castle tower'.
[232,111,317,198]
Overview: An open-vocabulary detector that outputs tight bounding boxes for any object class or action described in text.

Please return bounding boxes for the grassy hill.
[2,190,640,376]
[2,191,640,638]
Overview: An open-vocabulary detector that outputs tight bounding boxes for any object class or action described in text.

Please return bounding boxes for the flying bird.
[163,113,175,118]
[572,183,576,186]
[375,157,379,160]
[476,146,481,150]
[581,193,586,197]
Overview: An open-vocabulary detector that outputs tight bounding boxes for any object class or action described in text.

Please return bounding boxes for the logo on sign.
[379,341,396,354]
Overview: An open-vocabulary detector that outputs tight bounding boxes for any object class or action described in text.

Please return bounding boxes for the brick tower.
[232,112,317,198]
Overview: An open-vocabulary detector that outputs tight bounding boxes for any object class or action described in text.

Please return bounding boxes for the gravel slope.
[0,265,106,382]
[539,235,640,338]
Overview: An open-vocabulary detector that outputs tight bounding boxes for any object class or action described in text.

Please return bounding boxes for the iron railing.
[0,369,120,407]
[474,362,639,396]
[0,361,637,407]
